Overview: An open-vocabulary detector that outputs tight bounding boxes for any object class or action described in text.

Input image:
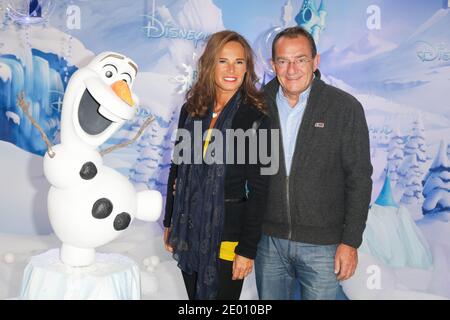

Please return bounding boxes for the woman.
[163,30,270,300]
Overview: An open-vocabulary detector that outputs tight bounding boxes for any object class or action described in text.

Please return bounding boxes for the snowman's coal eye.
[102,64,117,79]
[121,72,132,84]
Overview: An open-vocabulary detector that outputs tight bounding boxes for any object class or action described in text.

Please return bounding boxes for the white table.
[20,248,141,300]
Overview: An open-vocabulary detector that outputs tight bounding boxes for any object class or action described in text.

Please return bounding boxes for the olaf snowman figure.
[43,52,162,267]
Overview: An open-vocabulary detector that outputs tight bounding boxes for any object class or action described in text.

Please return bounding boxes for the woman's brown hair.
[185,30,266,118]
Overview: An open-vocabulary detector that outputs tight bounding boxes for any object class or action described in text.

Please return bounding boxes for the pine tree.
[382,127,404,183]
[130,113,161,190]
[404,115,427,165]
[377,125,392,148]
[422,140,450,218]
[399,154,425,205]
[398,153,423,188]
[397,116,428,189]
[401,174,424,205]
[130,109,178,193]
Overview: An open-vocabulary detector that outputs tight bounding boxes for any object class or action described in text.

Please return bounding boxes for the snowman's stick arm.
[17,92,56,158]
[100,115,155,156]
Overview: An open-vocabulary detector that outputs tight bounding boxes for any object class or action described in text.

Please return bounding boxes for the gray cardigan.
[262,77,373,248]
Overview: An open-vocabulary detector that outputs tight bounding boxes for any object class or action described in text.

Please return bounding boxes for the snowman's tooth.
[98,105,122,122]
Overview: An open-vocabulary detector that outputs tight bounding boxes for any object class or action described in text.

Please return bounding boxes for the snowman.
[43,52,162,267]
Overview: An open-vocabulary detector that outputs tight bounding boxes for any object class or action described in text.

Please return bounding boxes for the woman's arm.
[234,114,271,260]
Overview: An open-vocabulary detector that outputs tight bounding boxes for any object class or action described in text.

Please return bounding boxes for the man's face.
[271,36,320,100]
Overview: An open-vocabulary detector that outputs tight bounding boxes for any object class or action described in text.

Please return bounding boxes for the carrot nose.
[111,80,134,106]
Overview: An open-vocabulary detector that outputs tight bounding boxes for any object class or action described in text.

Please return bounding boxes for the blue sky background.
[213,0,445,52]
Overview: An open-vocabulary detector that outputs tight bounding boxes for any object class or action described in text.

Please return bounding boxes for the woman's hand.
[163,227,174,253]
[232,254,254,280]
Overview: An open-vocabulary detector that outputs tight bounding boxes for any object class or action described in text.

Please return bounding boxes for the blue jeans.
[255,235,339,300]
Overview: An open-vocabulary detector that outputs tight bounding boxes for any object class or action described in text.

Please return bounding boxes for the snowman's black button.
[92,198,113,219]
[114,212,131,231]
[80,162,97,180]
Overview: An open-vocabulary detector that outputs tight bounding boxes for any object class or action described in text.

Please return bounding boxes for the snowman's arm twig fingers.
[17,92,55,158]
[100,115,155,156]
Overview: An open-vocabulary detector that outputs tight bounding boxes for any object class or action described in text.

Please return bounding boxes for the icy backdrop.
[0,0,449,299]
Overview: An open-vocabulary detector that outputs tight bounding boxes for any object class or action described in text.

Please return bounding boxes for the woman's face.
[214,41,247,98]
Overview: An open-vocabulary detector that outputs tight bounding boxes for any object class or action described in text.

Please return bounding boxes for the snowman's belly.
[48,167,137,248]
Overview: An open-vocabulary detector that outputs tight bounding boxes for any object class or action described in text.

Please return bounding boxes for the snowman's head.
[60,52,139,148]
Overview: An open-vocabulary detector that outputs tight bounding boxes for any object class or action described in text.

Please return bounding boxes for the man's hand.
[232,255,254,280]
[163,227,174,253]
[334,243,358,281]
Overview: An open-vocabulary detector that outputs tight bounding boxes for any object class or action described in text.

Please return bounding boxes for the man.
[255,27,373,300]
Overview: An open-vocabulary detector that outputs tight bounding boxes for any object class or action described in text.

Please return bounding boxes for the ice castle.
[375,172,399,208]
[360,174,433,269]
[295,0,327,44]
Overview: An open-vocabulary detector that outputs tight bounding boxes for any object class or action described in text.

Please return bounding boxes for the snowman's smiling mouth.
[78,88,112,135]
